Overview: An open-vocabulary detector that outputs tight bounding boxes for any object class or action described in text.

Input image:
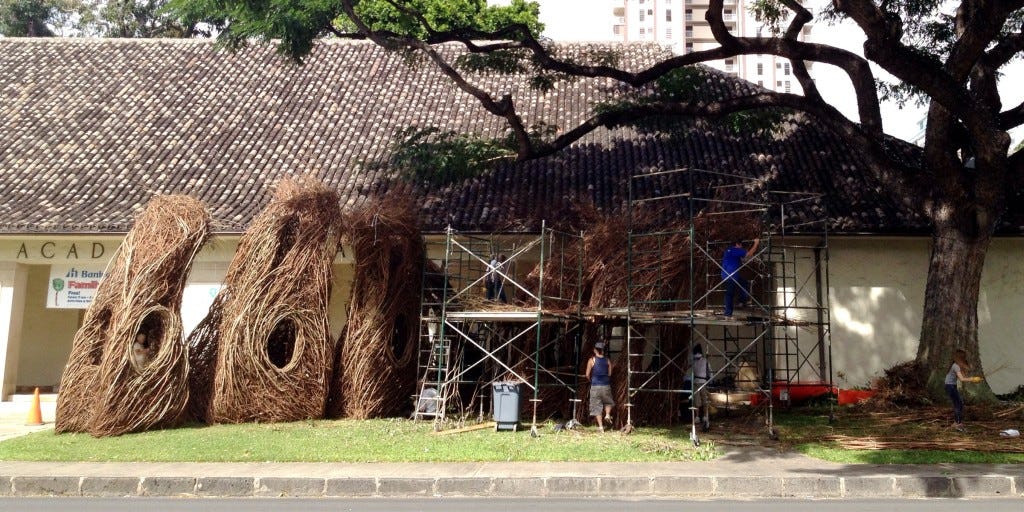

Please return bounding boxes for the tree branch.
[528,92,909,200]
[778,0,822,104]
[333,0,910,189]
[1009,143,1024,191]
[945,0,1018,81]
[704,0,881,132]
[982,31,1024,69]
[834,0,989,133]
[338,1,535,154]
[338,0,880,127]
[1000,100,1024,130]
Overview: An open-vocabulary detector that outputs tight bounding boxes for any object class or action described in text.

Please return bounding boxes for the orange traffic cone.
[25,387,43,426]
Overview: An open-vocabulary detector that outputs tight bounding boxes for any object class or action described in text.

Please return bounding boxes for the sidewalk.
[0,420,1020,499]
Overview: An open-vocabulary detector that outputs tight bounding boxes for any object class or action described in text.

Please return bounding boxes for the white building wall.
[828,237,1024,394]
[827,238,925,388]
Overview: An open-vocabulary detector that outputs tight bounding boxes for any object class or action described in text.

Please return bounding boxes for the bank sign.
[48,265,105,309]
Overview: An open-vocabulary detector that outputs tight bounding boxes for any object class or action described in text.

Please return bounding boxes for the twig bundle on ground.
[187,178,343,424]
[867,361,931,407]
[55,195,211,436]
[327,194,423,419]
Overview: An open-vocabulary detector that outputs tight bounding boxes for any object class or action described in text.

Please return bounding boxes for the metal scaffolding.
[624,169,833,445]
[414,224,586,434]
[415,168,832,442]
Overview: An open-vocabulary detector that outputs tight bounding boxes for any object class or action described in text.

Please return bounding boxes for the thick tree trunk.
[916,207,997,402]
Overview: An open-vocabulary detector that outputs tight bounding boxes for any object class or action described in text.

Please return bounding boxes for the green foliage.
[721,109,787,135]
[0,0,65,35]
[334,0,541,38]
[592,67,707,123]
[456,44,616,93]
[167,0,542,61]
[653,66,706,101]
[97,0,195,37]
[456,49,530,74]
[595,67,788,135]
[749,0,786,36]
[387,126,514,186]
[1,0,196,37]
[384,122,562,185]
[876,79,929,109]
[167,0,339,57]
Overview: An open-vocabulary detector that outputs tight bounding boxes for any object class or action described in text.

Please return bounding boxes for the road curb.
[0,475,1019,498]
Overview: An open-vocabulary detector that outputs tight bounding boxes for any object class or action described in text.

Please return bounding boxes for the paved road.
[1,498,1022,512]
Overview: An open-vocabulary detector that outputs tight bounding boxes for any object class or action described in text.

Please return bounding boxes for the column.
[0,262,28,399]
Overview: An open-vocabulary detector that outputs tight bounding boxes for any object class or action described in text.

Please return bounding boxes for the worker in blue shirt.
[721,238,759,317]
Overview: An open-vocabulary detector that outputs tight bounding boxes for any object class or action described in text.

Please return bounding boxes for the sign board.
[48,265,106,309]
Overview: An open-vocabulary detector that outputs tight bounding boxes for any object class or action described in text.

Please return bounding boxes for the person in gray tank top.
[945,349,982,431]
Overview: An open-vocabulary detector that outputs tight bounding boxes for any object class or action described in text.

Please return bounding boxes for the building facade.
[1,39,1021,413]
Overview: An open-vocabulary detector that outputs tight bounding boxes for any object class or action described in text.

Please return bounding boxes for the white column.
[0,263,28,399]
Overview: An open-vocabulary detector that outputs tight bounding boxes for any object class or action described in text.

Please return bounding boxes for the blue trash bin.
[492,382,521,431]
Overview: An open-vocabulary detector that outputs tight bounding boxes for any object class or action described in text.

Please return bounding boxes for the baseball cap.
[595,342,605,350]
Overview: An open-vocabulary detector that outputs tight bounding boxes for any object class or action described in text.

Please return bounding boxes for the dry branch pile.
[327,194,424,419]
[55,195,211,437]
[187,178,343,424]
[822,406,1024,452]
[867,360,931,407]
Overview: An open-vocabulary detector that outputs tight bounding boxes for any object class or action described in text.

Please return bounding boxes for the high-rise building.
[523,0,815,94]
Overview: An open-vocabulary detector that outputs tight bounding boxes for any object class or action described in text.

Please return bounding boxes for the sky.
[492,0,1024,145]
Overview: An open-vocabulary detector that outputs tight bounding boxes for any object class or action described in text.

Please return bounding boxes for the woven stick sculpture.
[55,195,211,436]
[326,194,423,419]
[188,178,343,424]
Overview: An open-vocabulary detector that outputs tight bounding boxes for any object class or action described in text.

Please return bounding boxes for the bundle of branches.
[188,178,343,424]
[327,193,424,419]
[867,360,931,408]
[525,202,762,314]
[55,195,211,436]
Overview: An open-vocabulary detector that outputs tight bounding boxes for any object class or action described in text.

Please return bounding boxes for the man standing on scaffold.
[721,238,759,317]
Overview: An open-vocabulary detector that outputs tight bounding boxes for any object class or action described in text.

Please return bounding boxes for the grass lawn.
[3,406,1020,464]
[0,419,716,463]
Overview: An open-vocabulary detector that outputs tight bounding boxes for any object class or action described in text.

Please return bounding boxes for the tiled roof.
[0,38,956,235]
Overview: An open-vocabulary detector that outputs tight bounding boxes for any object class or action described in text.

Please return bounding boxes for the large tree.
[170,0,1024,399]
[96,0,196,37]
[0,0,84,35]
